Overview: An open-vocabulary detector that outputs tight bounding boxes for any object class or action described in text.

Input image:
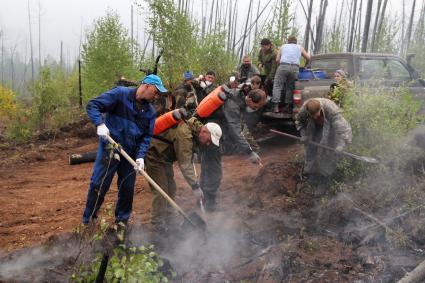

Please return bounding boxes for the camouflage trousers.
[145,157,176,226]
[304,126,340,177]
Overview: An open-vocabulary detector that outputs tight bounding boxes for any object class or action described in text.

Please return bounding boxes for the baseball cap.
[184,70,194,80]
[205,122,222,147]
[141,74,167,93]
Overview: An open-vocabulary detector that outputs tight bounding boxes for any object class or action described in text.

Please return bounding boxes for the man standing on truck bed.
[272,35,310,114]
[257,38,277,97]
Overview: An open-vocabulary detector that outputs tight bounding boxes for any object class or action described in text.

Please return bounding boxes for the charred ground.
[1,121,425,282]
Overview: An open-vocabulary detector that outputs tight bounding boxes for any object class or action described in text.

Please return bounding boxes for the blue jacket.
[87,86,157,159]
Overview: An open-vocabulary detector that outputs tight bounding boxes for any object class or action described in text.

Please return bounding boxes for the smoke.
[127,213,244,280]
[0,234,80,282]
[310,123,425,278]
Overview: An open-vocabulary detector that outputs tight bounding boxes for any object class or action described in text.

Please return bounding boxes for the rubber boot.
[315,176,329,196]
[282,103,293,114]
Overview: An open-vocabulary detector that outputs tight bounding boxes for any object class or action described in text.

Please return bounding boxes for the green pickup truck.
[263,52,425,124]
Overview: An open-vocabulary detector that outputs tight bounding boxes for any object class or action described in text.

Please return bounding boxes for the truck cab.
[262,52,425,124]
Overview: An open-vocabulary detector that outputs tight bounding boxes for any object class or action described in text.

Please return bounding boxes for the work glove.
[249,151,261,164]
[97,123,109,138]
[335,145,344,153]
[134,158,144,172]
[300,135,309,144]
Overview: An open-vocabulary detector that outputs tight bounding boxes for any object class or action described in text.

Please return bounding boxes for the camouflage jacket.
[146,118,203,189]
[257,47,278,80]
[174,83,198,115]
[295,98,352,149]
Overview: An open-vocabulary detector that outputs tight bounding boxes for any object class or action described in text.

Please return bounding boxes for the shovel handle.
[104,135,195,226]
[269,129,378,163]
[270,129,338,153]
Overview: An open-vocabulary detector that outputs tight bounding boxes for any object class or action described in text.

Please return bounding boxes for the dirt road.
[2,126,423,282]
[0,133,299,253]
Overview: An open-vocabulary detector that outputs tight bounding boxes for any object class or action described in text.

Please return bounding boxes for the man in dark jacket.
[221,84,262,163]
[82,74,166,225]
[238,55,260,82]
[194,70,217,103]
[174,70,199,116]
[198,122,222,212]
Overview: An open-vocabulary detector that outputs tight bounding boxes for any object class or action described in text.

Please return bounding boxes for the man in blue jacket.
[82,74,167,225]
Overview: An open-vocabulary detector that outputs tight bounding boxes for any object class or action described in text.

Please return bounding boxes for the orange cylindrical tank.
[195,86,227,118]
[153,109,182,135]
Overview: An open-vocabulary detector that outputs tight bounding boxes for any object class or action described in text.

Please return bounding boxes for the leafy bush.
[81,10,141,101]
[4,65,83,142]
[4,107,34,142]
[0,85,17,122]
[143,0,237,87]
[337,85,423,176]
[72,245,171,283]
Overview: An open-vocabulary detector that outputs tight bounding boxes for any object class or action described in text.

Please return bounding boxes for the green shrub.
[338,85,424,176]
[81,10,141,101]
[143,0,237,87]
[72,245,171,283]
[5,107,34,143]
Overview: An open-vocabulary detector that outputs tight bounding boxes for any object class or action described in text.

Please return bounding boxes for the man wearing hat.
[82,74,167,225]
[198,122,223,212]
[174,70,199,116]
[145,115,205,231]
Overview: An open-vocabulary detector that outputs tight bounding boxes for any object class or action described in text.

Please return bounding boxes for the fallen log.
[69,151,97,165]
[397,258,425,283]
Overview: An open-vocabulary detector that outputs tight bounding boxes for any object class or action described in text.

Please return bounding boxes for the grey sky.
[0,0,136,61]
[0,0,417,63]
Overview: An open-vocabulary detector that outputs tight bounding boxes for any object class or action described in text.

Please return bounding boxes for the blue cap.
[141,74,167,93]
[184,70,194,81]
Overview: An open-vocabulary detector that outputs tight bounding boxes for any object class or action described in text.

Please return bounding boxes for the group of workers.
[81,35,352,230]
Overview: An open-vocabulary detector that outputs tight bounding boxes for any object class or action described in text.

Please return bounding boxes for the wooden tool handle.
[105,135,192,222]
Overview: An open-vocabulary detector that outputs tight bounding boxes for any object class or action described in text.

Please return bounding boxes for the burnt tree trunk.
[370,0,382,51]
[239,0,253,62]
[313,0,328,54]
[304,0,314,51]
[376,0,389,48]
[405,0,417,53]
[361,0,373,52]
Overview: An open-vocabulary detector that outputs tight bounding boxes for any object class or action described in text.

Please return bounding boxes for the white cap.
[205,123,222,146]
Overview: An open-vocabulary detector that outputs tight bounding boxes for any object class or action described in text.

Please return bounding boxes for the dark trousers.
[82,142,136,224]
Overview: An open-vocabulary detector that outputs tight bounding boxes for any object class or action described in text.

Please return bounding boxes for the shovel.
[270,129,379,164]
[105,135,207,232]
